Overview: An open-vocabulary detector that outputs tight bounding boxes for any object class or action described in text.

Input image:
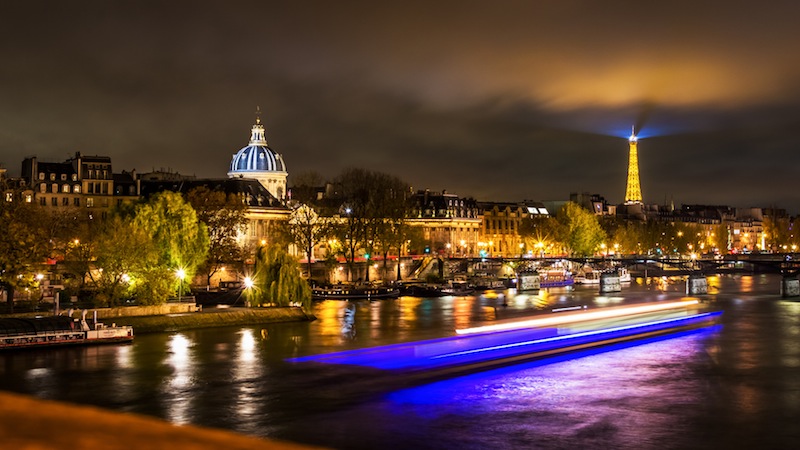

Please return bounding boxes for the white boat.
[0,311,133,350]
[618,267,632,283]
[574,267,601,285]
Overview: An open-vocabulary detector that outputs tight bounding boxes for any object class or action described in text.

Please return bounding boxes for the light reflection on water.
[376,329,716,449]
[164,333,193,425]
[1,274,800,448]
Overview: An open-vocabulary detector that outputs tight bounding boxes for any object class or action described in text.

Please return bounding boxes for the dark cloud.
[3,1,800,211]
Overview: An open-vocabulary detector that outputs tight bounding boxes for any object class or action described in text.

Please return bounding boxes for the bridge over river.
[432,253,800,278]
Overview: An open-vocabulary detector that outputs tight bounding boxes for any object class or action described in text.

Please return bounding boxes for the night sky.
[3,1,800,211]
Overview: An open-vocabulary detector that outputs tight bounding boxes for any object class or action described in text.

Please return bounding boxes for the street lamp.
[243,276,254,307]
[176,268,186,300]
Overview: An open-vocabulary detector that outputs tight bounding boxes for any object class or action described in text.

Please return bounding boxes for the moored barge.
[0,313,134,350]
[312,286,400,300]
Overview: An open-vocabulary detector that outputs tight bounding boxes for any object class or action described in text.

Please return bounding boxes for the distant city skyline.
[3,2,800,211]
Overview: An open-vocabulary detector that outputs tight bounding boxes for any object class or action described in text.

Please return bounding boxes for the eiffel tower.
[624,126,643,204]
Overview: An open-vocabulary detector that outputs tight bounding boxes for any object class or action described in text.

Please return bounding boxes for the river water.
[2,274,800,449]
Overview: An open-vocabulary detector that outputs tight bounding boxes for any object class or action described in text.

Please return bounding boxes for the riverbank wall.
[1,305,314,334]
[114,307,314,334]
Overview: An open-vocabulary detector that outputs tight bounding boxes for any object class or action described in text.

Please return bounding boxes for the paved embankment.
[0,391,322,450]
[111,307,315,333]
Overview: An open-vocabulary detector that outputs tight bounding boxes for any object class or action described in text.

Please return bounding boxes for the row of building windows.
[484,219,518,231]
[37,182,136,196]
[84,169,110,180]
[86,182,110,194]
[34,197,109,208]
[40,183,81,194]
[39,172,78,182]
[37,169,111,182]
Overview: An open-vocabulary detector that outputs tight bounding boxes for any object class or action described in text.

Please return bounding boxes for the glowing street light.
[243,276,254,307]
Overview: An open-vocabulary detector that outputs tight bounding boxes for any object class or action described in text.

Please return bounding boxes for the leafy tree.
[251,244,312,309]
[519,215,563,255]
[556,202,607,257]
[0,194,50,311]
[89,214,161,306]
[134,191,210,295]
[129,265,175,305]
[186,186,248,287]
[763,215,790,251]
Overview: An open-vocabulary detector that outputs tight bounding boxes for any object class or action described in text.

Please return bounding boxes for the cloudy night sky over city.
[3,1,800,210]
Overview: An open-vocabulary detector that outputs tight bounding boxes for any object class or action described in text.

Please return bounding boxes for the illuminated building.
[478,201,550,257]
[406,190,482,256]
[20,153,140,217]
[227,107,288,201]
[624,127,643,204]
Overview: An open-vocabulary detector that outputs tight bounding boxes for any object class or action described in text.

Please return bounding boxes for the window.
[40,183,47,193]
[88,182,94,193]
[4,192,12,202]
[72,174,77,181]
[49,173,56,181]
[51,183,58,193]
[74,198,80,207]
[51,197,58,206]
[62,197,69,206]
[62,184,69,193]
[40,197,47,206]
[24,194,32,203]
[38,172,45,180]
[86,197,94,207]
[61,174,67,181]
[73,185,81,193]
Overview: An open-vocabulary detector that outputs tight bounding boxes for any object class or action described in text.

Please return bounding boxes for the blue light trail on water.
[385,325,722,407]
[287,312,722,372]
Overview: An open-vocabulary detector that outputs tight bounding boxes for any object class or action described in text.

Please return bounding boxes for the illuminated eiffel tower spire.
[624,126,643,204]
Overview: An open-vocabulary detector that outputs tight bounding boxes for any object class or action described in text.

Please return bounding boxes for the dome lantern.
[227,107,288,201]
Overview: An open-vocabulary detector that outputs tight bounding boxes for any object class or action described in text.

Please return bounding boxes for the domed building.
[227,112,288,201]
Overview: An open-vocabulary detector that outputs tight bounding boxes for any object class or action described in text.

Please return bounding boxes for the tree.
[89,214,161,306]
[0,194,51,311]
[186,186,248,287]
[283,204,332,282]
[251,244,312,309]
[328,168,410,282]
[519,215,563,256]
[134,192,210,296]
[288,171,326,206]
[763,215,790,252]
[556,202,607,257]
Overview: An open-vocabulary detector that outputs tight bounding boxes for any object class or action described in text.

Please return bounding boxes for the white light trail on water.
[456,300,700,335]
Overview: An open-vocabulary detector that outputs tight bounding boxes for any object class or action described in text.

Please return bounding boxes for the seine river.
[2,274,800,449]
